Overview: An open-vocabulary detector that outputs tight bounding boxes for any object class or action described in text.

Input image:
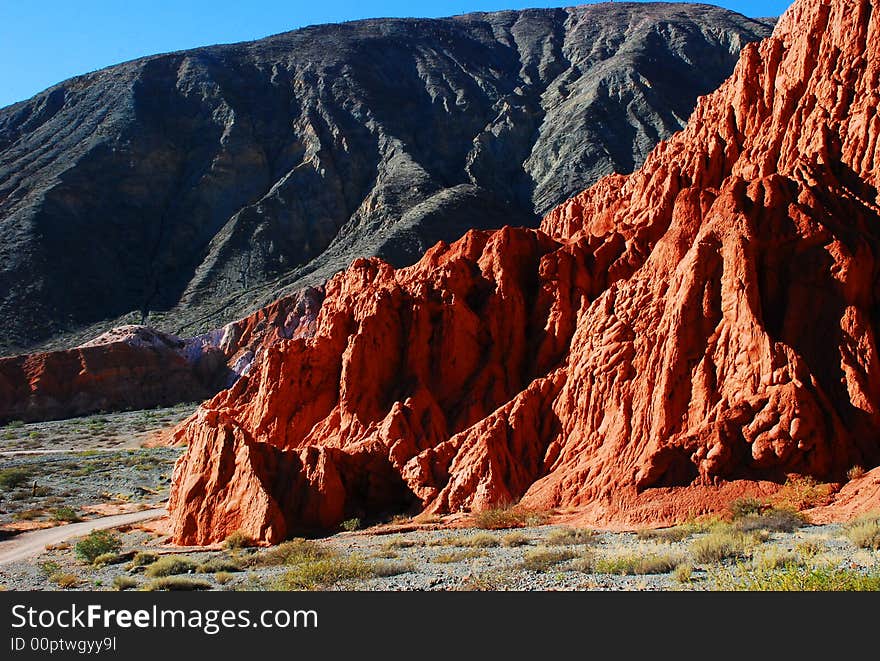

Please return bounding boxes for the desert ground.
[1,407,878,592]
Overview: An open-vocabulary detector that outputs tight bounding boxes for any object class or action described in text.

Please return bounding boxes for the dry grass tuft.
[274,556,413,590]
[143,556,198,578]
[145,576,212,591]
[673,563,695,583]
[49,573,79,589]
[222,530,255,550]
[689,527,763,564]
[518,547,576,572]
[594,552,683,576]
[844,513,880,550]
[501,532,530,547]
[546,528,594,546]
[771,475,834,510]
[472,506,549,530]
[250,539,328,567]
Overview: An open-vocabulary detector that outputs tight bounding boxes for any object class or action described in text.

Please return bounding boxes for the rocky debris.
[0,4,772,354]
[167,0,880,544]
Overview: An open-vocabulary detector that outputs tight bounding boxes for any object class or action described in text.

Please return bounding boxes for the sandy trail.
[0,447,137,457]
[0,508,166,566]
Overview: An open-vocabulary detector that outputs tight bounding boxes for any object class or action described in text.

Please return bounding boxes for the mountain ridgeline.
[0,3,772,354]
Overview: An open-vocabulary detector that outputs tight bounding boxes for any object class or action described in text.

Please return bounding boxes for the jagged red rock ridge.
[169,0,880,544]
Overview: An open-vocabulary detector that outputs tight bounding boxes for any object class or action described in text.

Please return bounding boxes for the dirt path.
[0,448,139,457]
[0,508,166,565]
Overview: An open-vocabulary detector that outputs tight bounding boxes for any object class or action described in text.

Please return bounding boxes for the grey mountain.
[0,3,773,354]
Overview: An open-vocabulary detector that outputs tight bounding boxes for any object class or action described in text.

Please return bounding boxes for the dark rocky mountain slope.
[0,3,772,354]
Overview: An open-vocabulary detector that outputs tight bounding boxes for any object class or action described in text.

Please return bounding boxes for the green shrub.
[728,498,765,519]
[0,468,30,490]
[341,518,361,532]
[713,565,880,591]
[75,530,122,563]
[51,507,82,523]
[145,577,212,591]
[39,561,61,576]
[112,576,138,591]
[518,548,576,572]
[222,530,255,550]
[144,556,198,578]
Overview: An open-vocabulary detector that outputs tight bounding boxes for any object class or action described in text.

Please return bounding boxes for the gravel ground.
[0,448,180,530]
[1,519,877,592]
[1,406,877,592]
[0,403,196,453]
[0,406,191,533]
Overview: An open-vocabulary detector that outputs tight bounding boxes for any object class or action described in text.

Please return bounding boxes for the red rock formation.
[0,289,323,424]
[0,334,223,423]
[809,467,880,523]
[169,0,880,543]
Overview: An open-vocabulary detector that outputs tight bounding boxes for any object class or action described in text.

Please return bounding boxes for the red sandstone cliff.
[0,289,322,424]
[0,328,224,423]
[169,0,880,544]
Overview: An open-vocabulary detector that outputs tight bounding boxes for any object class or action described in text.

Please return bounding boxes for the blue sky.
[1,1,792,109]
